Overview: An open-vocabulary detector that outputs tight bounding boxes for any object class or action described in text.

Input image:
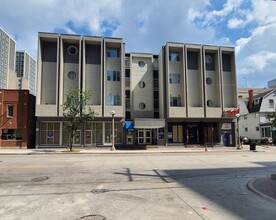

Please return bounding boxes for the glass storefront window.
[40,122,60,145]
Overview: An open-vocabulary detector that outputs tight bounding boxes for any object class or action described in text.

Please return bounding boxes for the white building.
[238,89,276,141]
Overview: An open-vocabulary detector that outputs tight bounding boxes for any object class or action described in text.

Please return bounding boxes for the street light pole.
[110,110,116,151]
[236,113,241,149]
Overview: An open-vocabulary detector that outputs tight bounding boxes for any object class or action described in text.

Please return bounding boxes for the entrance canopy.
[134,118,165,129]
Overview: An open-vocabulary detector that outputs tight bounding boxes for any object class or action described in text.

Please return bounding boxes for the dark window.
[205,53,215,71]
[170,95,181,107]
[107,48,120,58]
[107,71,120,81]
[126,111,131,120]
[222,54,231,72]
[187,52,198,70]
[125,90,130,98]
[154,100,159,108]
[1,129,22,140]
[125,69,130,77]
[107,94,120,106]
[7,105,13,117]
[154,112,159,118]
[169,52,180,61]
[169,74,180,84]
[153,70,158,79]
[154,91,159,99]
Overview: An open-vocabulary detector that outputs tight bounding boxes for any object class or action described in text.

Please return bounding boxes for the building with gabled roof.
[238,89,276,141]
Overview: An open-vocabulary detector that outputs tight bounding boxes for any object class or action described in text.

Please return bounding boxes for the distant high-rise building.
[0,27,37,95]
[0,27,16,89]
[268,78,276,88]
[16,51,37,95]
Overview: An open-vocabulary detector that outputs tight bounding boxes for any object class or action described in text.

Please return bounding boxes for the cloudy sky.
[1,0,275,88]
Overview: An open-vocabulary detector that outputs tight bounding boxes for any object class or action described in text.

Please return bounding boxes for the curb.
[247,178,276,203]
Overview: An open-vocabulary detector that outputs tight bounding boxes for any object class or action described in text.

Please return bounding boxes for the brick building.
[0,89,36,148]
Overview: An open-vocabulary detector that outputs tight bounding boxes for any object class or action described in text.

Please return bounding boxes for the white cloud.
[240,51,276,74]
[235,0,276,87]
[197,0,243,26]
[228,18,244,29]
[1,0,276,88]
[0,0,123,57]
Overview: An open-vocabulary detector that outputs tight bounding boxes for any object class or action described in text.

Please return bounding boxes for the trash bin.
[250,143,256,151]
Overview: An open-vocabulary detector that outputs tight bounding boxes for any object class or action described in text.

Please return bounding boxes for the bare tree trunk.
[69,131,74,152]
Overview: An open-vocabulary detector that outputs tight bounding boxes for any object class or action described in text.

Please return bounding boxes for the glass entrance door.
[138,129,151,144]
[187,127,199,144]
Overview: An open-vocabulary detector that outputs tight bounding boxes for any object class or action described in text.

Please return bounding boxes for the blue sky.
[1,0,275,88]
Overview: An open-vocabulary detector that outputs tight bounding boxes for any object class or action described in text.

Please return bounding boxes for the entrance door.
[73,130,81,145]
[138,130,151,144]
[85,131,92,145]
[187,127,198,144]
[172,125,183,143]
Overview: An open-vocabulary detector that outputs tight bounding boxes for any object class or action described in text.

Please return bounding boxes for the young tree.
[63,88,96,151]
[267,112,276,128]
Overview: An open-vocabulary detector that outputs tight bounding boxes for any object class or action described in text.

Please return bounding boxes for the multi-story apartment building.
[160,43,237,146]
[0,27,37,95]
[36,32,237,148]
[16,51,37,96]
[0,27,16,89]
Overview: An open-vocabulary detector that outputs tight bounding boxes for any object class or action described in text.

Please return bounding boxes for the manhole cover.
[77,214,106,220]
[91,189,109,194]
[31,176,49,182]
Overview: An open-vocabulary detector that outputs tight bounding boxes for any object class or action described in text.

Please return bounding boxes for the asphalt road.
[0,151,276,220]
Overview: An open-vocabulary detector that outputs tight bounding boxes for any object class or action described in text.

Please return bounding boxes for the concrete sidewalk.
[0,144,275,155]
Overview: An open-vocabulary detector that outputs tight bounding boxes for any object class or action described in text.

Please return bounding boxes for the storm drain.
[77,214,106,220]
[31,176,49,182]
[91,189,109,194]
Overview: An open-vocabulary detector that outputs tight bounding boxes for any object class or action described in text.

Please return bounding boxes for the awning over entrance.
[134,118,165,129]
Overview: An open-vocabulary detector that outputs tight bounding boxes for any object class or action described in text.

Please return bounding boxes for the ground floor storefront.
[35,118,237,148]
[166,121,235,146]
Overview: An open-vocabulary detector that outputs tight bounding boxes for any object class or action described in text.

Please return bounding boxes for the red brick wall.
[0,90,36,148]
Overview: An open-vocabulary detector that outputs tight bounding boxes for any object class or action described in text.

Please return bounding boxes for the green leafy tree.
[269,112,276,128]
[267,112,276,135]
[63,88,96,151]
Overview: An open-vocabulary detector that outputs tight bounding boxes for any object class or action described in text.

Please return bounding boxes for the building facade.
[36,33,238,147]
[0,27,16,89]
[238,89,276,141]
[16,51,37,96]
[1,27,37,95]
[0,89,36,148]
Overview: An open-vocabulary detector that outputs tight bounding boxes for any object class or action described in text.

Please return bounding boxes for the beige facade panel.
[59,35,82,112]
[37,33,59,116]
[203,46,222,118]
[130,54,154,118]
[220,47,237,110]
[134,118,165,129]
[36,104,58,117]
[185,44,204,117]
[103,38,124,117]
[83,37,103,117]
[165,43,187,118]
[158,49,165,118]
